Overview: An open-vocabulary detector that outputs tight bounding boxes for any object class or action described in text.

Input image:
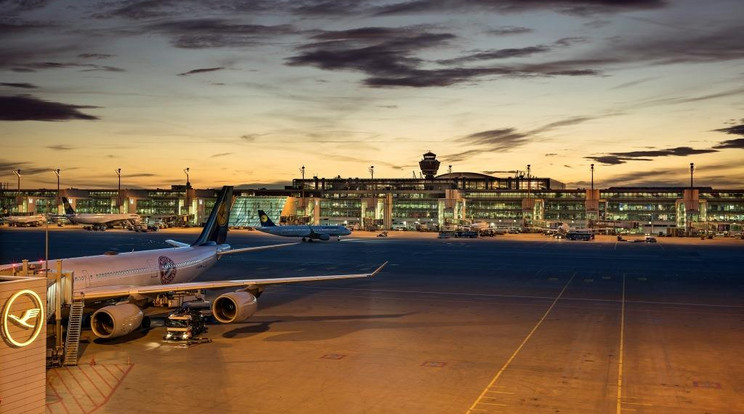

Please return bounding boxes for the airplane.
[61,197,141,230]
[2,214,47,227]
[257,210,351,242]
[1,186,386,340]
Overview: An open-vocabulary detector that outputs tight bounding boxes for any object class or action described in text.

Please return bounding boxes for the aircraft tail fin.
[62,197,75,215]
[192,186,233,246]
[257,210,276,227]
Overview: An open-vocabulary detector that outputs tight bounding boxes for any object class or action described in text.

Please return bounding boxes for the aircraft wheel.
[141,316,151,329]
[301,237,306,242]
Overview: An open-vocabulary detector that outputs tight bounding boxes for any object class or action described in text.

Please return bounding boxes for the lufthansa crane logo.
[159,256,177,284]
[2,289,45,347]
[260,214,268,223]
[217,201,228,227]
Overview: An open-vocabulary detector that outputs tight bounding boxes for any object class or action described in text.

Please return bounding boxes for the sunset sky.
[1,0,743,190]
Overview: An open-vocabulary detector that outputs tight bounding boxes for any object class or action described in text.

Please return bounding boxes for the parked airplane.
[0,186,385,340]
[257,210,351,242]
[61,197,141,230]
[2,214,46,227]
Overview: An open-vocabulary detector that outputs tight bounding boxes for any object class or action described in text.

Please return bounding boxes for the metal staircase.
[63,300,85,366]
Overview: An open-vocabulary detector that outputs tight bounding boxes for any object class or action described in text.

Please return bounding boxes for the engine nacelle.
[317,233,330,241]
[212,291,258,323]
[90,303,143,339]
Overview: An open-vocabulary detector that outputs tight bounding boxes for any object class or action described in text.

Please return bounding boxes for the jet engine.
[212,291,258,323]
[317,233,330,241]
[90,303,144,339]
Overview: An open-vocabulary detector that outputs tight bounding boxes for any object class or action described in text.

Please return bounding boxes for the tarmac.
[1,226,742,413]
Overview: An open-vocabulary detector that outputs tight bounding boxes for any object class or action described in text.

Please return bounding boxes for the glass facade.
[2,181,743,235]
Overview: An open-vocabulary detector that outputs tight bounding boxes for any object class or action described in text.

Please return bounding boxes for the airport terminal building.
[2,153,743,236]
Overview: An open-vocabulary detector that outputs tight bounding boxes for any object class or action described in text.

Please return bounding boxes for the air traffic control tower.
[419,151,441,179]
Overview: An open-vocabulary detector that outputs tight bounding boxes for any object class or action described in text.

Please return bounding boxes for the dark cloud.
[587,146,718,165]
[438,46,551,65]
[94,0,182,19]
[447,116,598,161]
[149,19,296,49]
[458,128,528,149]
[487,26,532,36]
[374,0,666,16]
[0,160,48,176]
[288,27,599,88]
[0,95,99,121]
[78,53,114,59]
[11,61,125,72]
[591,25,744,67]
[714,138,744,150]
[714,124,744,137]
[0,82,36,89]
[178,67,225,76]
[2,0,53,13]
[46,145,75,151]
[545,153,557,157]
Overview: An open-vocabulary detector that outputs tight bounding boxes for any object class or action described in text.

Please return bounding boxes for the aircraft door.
[82,269,91,287]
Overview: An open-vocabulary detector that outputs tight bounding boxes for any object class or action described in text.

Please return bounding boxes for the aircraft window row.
[95,267,149,279]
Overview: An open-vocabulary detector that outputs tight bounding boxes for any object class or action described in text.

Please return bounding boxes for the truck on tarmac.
[163,301,212,343]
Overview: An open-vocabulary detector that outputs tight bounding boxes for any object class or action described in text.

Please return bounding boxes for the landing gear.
[301,237,307,242]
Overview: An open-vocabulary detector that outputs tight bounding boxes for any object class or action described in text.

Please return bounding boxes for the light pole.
[299,165,305,214]
[53,169,61,214]
[689,163,694,236]
[14,169,21,191]
[13,169,21,212]
[591,164,594,191]
[526,164,531,227]
[183,167,190,219]
[115,168,122,213]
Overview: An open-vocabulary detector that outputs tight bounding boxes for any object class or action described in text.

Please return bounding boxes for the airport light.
[299,165,305,209]
[689,163,694,236]
[115,168,122,213]
[690,163,694,189]
[591,164,594,191]
[53,169,61,210]
[14,169,21,191]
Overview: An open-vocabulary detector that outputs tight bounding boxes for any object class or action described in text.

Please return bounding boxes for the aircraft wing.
[74,261,387,301]
[217,242,299,255]
[165,239,190,248]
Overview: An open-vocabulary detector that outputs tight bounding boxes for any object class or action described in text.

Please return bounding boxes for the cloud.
[210,152,231,158]
[447,116,599,161]
[288,27,599,88]
[714,123,744,136]
[712,123,744,149]
[714,138,744,150]
[486,26,532,36]
[437,45,552,65]
[77,53,114,59]
[374,0,666,16]
[0,82,37,89]
[149,19,296,49]
[0,160,48,176]
[587,146,718,165]
[46,145,75,151]
[178,67,225,76]
[0,95,99,121]
[11,61,125,72]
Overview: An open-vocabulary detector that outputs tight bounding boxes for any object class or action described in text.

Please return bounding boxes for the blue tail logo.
[257,210,276,227]
[192,186,233,246]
